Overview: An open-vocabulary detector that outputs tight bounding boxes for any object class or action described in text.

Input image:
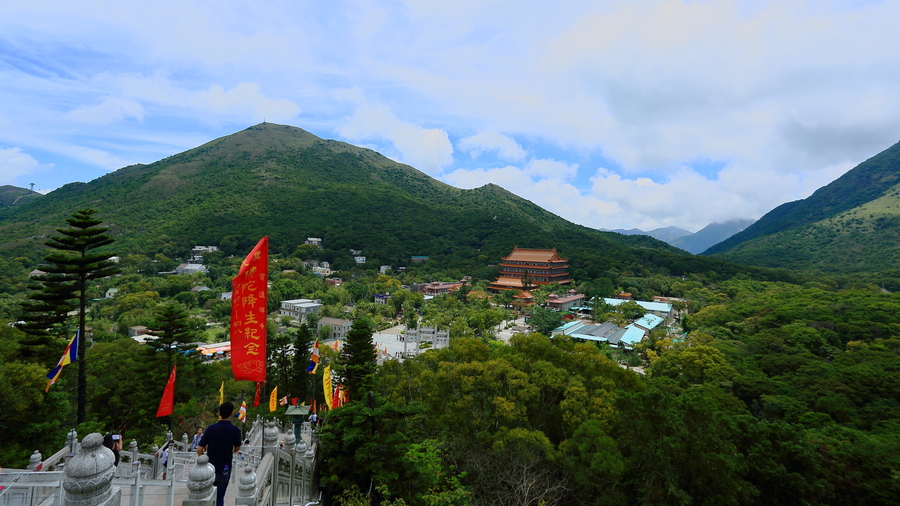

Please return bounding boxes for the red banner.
[155,364,177,417]
[231,237,268,382]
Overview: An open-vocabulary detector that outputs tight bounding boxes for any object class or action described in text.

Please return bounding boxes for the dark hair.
[220,402,235,418]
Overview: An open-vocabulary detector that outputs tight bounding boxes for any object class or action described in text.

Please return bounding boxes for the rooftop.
[502,246,567,263]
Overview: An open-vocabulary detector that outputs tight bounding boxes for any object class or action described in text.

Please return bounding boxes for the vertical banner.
[155,364,177,417]
[323,365,333,409]
[231,236,268,382]
[253,382,261,407]
[269,386,278,412]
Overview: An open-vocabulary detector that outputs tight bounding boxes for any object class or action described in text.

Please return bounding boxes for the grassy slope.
[704,140,900,272]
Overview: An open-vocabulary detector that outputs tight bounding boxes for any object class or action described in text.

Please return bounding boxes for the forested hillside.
[318,277,900,505]
[705,140,900,273]
[0,123,783,281]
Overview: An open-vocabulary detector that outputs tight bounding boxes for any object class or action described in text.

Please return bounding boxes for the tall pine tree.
[146,302,199,372]
[19,209,119,423]
[338,318,377,402]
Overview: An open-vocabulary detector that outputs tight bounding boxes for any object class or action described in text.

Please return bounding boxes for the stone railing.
[5,420,317,506]
[226,421,319,506]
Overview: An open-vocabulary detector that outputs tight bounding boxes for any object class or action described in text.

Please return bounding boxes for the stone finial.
[27,450,42,471]
[182,433,189,449]
[67,428,78,453]
[238,466,257,497]
[263,422,279,453]
[305,441,315,459]
[296,438,307,453]
[283,431,296,450]
[184,455,216,506]
[151,443,159,454]
[63,433,121,506]
[165,431,173,443]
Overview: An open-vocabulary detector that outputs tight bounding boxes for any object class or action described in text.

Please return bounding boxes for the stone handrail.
[39,446,71,472]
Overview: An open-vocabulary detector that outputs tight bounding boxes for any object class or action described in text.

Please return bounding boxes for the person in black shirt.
[197,402,242,506]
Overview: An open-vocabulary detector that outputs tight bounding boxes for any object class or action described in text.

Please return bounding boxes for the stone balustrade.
[62,433,121,506]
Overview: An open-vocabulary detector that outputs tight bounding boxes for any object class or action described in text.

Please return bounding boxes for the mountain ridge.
[703,139,900,272]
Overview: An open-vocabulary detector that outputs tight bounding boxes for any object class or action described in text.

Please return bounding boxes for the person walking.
[196,403,242,506]
[190,427,204,451]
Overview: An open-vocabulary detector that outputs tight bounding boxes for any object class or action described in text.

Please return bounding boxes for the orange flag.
[155,364,177,417]
[231,237,268,382]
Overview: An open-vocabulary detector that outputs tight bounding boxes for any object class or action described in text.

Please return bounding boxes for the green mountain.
[704,140,900,272]
[0,185,41,208]
[0,124,773,279]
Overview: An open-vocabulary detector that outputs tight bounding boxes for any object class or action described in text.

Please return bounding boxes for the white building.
[317,317,353,339]
[175,263,208,275]
[278,299,323,321]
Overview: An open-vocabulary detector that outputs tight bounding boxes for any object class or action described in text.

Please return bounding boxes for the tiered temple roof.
[489,247,572,292]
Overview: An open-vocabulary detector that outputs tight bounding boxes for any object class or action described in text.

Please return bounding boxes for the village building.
[547,290,586,311]
[317,317,353,339]
[278,299,323,321]
[488,247,573,292]
[175,263,208,275]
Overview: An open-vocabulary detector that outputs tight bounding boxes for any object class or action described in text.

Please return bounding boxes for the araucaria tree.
[19,209,120,424]
[146,302,199,372]
[338,318,377,402]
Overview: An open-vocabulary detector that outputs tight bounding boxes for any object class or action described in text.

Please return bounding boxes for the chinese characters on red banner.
[230,236,268,382]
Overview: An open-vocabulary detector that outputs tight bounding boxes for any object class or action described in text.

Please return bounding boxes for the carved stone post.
[234,466,258,506]
[263,422,279,456]
[63,433,121,506]
[182,433,189,451]
[301,442,316,502]
[67,428,78,454]
[283,431,296,450]
[27,450,42,471]
[183,455,216,506]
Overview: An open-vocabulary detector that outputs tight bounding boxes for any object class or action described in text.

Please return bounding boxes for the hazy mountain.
[704,139,900,272]
[603,226,692,243]
[671,219,755,254]
[1,123,759,279]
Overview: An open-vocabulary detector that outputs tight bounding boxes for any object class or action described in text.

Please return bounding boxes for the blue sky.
[1,0,899,232]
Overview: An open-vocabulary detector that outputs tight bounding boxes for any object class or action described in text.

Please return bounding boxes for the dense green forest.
[2,124,900,504]
[2,222,899,505]
[318,278,900,506]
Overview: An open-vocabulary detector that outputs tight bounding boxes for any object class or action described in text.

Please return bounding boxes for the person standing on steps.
[196,402,242,506]
[190,427,204,451]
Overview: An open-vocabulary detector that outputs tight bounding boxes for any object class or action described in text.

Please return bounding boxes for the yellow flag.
[323,366,333,409]
[219,381,224,405]
[269,386,278,412]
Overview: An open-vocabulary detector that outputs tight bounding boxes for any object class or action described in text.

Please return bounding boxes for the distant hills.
[0,123,772,281]
[0,185,41,208]
[705,140,900,273]
[604,219,754,255]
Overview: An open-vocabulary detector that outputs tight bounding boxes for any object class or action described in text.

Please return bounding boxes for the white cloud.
[68,97,145,125]
[337,101,453,175]
[525,159,578,180]
[458,131,525,161]
[0,147,52,184]
[4,0,900,228]
[66,73,300,125]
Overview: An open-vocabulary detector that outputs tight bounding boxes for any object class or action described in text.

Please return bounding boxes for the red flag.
[231,236,268,382]
[155,364,177,417]
[253,382,261,407]
[291,397,298,406]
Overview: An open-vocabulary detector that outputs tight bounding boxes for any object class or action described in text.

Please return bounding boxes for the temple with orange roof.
[488,247,573,292]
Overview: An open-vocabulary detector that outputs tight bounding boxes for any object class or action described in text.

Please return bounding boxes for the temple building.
[488,247,573,292]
